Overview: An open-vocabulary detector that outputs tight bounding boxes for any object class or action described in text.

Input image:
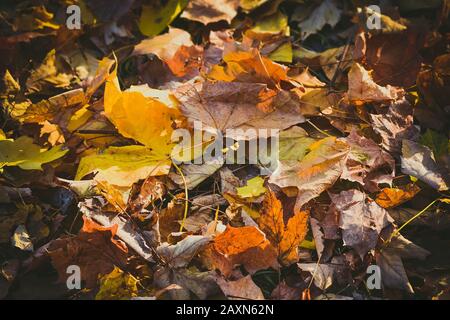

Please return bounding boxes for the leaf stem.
[173,162,189,232]
[387,199,439,243]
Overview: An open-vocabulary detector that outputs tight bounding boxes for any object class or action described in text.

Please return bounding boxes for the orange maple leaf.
[259,191,309,265]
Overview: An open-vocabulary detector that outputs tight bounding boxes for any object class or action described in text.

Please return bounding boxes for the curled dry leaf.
[342,130,395,192]
[347,63,403,104]
[295,0,342,40]
[401,140,450,191]
[157,235,211,268]
[370,99,419,154]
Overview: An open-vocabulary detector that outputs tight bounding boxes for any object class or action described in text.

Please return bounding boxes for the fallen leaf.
[401,140,449,191]
[341,130,395,192]
[175,80,305,139]
[181,0,239,25]
[330,189,393,258]
[26,49,74,94]
[216,275,265,300]
[269,137,350,209]
[138,0,188,37]
[157,235,211,268]
[48,216,128,289]
[133,27,193,59]
[0,136,67,171]
[375,184,421,209]
[259,191,309,265]
[104,67,183,157]
[76,145,171,187]
[346,63,402,104]
[237,177,267,199]
[95,266,139,300]
[370,99,419,154]
[298,263,336,290]
[294,0,342,40]
[11,225,34,252]
[202,226,278,277]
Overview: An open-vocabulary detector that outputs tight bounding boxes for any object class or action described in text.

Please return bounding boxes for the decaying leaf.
[175,80,305,139]
[330,189,393,258]
[181,0,239,25]
[294,0,342,40]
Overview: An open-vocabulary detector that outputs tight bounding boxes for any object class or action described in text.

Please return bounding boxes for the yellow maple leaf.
[104,65,183,158]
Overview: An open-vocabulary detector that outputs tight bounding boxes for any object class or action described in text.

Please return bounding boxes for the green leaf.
[0,136,67,171]
[138,0,188,37]
[75,145,171,187]
[420,129,449,160]
[237,176,267,198]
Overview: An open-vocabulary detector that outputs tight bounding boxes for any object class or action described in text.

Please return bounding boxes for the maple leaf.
[330,189,393,258]
[269,137,350,209]
[0,136,67,171]
[175,80,305,139]
[208,49,292,112]
[259,191,309,265]
[47,216,128,289]
[104,67,184,157]
[201,226,278,277]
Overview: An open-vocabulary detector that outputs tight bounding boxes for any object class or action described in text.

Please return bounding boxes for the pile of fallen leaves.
[1,0,450,300]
